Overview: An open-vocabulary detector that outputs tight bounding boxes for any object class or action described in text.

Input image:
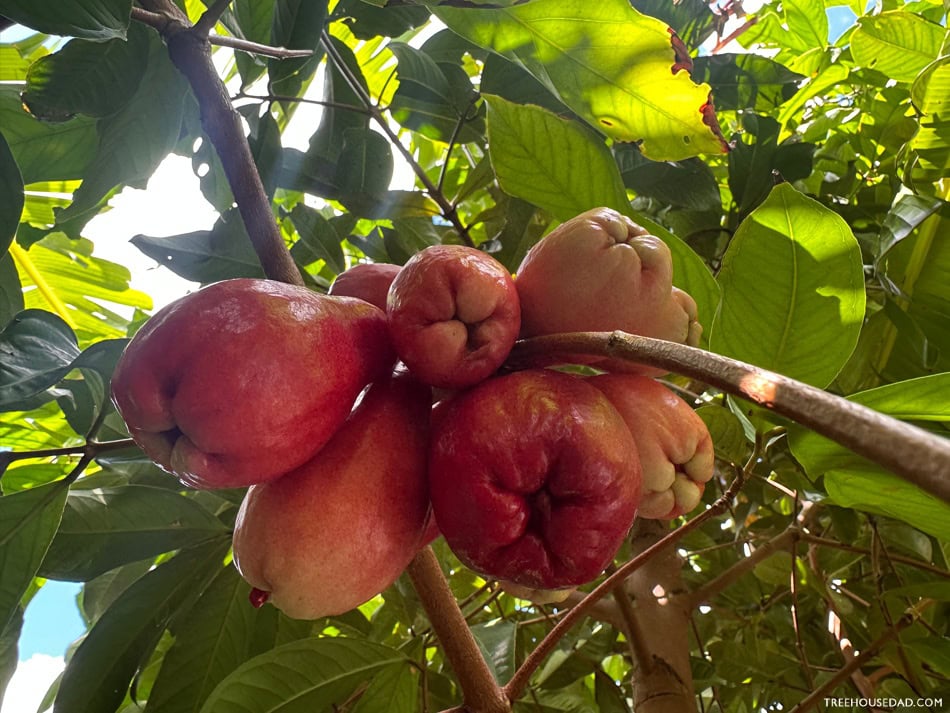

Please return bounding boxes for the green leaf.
[0,482,69,634]
[40,486,229,582]
[131,211,265,284]
[267,0,328,96]
[0,130,24,259]
[911,55,950,117]
[0,0,132,41]
[876,194,944,258]
[788,374,950,538]
[0,309,80,411]
[0,607,23,704]
[288,204,346,275]
[80,560,153,625]
[0,87,97,184]
[348,661,419,713]
[710,183,865,387]
[336,0,430,40]
[58,29,189,222]
[692,53,804,112]
[614,148,721,212]
[434,0,726,160]
[230,0,277,87]
[54,540,229,713]
[484,95,720,336]
[335,127,394,199]
[146,566,265,713]
[0,253,24,327]
[21,24,149,122]
[471,620,517,684]
[198,638,411,713]
[851,12,945,84]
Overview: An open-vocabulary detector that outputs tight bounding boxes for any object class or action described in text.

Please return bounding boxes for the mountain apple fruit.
[428,369,641,591]
[232,374,432,619]
[111,278,395,489]
[328,262,401,310]
[387,245,520,388]
[515,207,701,375]
[590,374,714,519]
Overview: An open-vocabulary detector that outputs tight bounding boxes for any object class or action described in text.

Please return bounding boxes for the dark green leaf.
[0,607,22,704]
[481,53,570,120]
[471,620,517,683]
[0,130,24,257]
[336,0,430,39]
[382,218,442,265]
[131,212,264,284]
[21,24,149,122]
[0,253,24,328]
[693,54,804,112]
[198,638,410,713]
[40,486,229,582]
[146,566,265,713]
[0,86,97,184]
[876,193,945,258]
[54,540,229,713]
[80,560,153,626]
[58,29,189,222]
[614,148,721,212]
[349,661,419,713]
[267,0,328,96]
[335,128,394,199]
[0,482,68,635]
[0,309,80,411]
[710,183,865,388]
[306,36,369,168]
[288,204,346,275]
[231,0,277,87]
[0,0,132,41]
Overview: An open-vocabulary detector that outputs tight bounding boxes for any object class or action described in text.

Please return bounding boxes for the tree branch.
[407,547,510,713]
[508,332,950,504]
[132,1,303,286]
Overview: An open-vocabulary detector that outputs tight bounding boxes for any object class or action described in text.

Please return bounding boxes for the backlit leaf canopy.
[433,0,728,160]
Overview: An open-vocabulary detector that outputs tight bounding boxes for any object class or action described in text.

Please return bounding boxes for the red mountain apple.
[515,207,701,375]
[111,278,395,489]
[232,374,432,619]
[387,245,520,388]
[328,262,401,310]
[428,369,641,591]
[590,374,714,519]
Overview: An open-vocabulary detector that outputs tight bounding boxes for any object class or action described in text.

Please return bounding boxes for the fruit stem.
[508,331,950,504]
[407,547,510,713]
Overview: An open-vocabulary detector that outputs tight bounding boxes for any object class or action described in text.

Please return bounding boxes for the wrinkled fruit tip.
[249,587,270,608]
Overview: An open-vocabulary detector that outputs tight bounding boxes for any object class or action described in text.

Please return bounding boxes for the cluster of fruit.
[110,207,715,619]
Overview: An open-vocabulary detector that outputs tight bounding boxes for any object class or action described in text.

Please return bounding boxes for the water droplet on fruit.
[249,587,270,608]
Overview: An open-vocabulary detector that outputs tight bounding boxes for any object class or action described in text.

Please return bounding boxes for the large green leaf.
[58,29,189,222]
[710,183,865,387]
[0,87,97,184]
[0,0,132,41]
[433,0,727,160]
[788,373,950,539]
[850,12,945,84]
[0,253,24,327]
[146,566,265,713]
[40,486,229,582]
[0,482,69,635]
[692,53,805,112]
[54,540,230,713]
[267,0,328,96]
[484,95,720,334]
[21,23,149,122]
[0,131,24,258]
[0,309,80,410]
[199,638,411,713]
[0,607,23,704]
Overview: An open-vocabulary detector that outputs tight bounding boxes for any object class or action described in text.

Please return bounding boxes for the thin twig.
[209,34,315,59]
[508,331,950,504]
[236,91,371,115]
[319,30,476,247]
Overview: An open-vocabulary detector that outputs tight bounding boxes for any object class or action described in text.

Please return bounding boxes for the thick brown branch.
[133,1,303,286]
[407,547,510,713]
[508,332,950,504]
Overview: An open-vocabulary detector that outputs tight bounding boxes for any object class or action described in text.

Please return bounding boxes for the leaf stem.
[508,331,950,504]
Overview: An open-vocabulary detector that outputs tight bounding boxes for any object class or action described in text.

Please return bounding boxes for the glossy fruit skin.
[232,374,432,620]
[111,278,395,490]
[328,262,401,311]
[590,374,714,519]
[387,245,520,389]
[515,207,701,375]
[428,369,642,591]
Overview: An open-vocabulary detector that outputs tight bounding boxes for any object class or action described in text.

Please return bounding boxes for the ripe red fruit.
[232,374,432,619]
[590,374,715,519]
[111,278,395,489]
[328,262,401,311]
[428,369,641,591]
[387,245,520,389]
[515,207,701,374]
